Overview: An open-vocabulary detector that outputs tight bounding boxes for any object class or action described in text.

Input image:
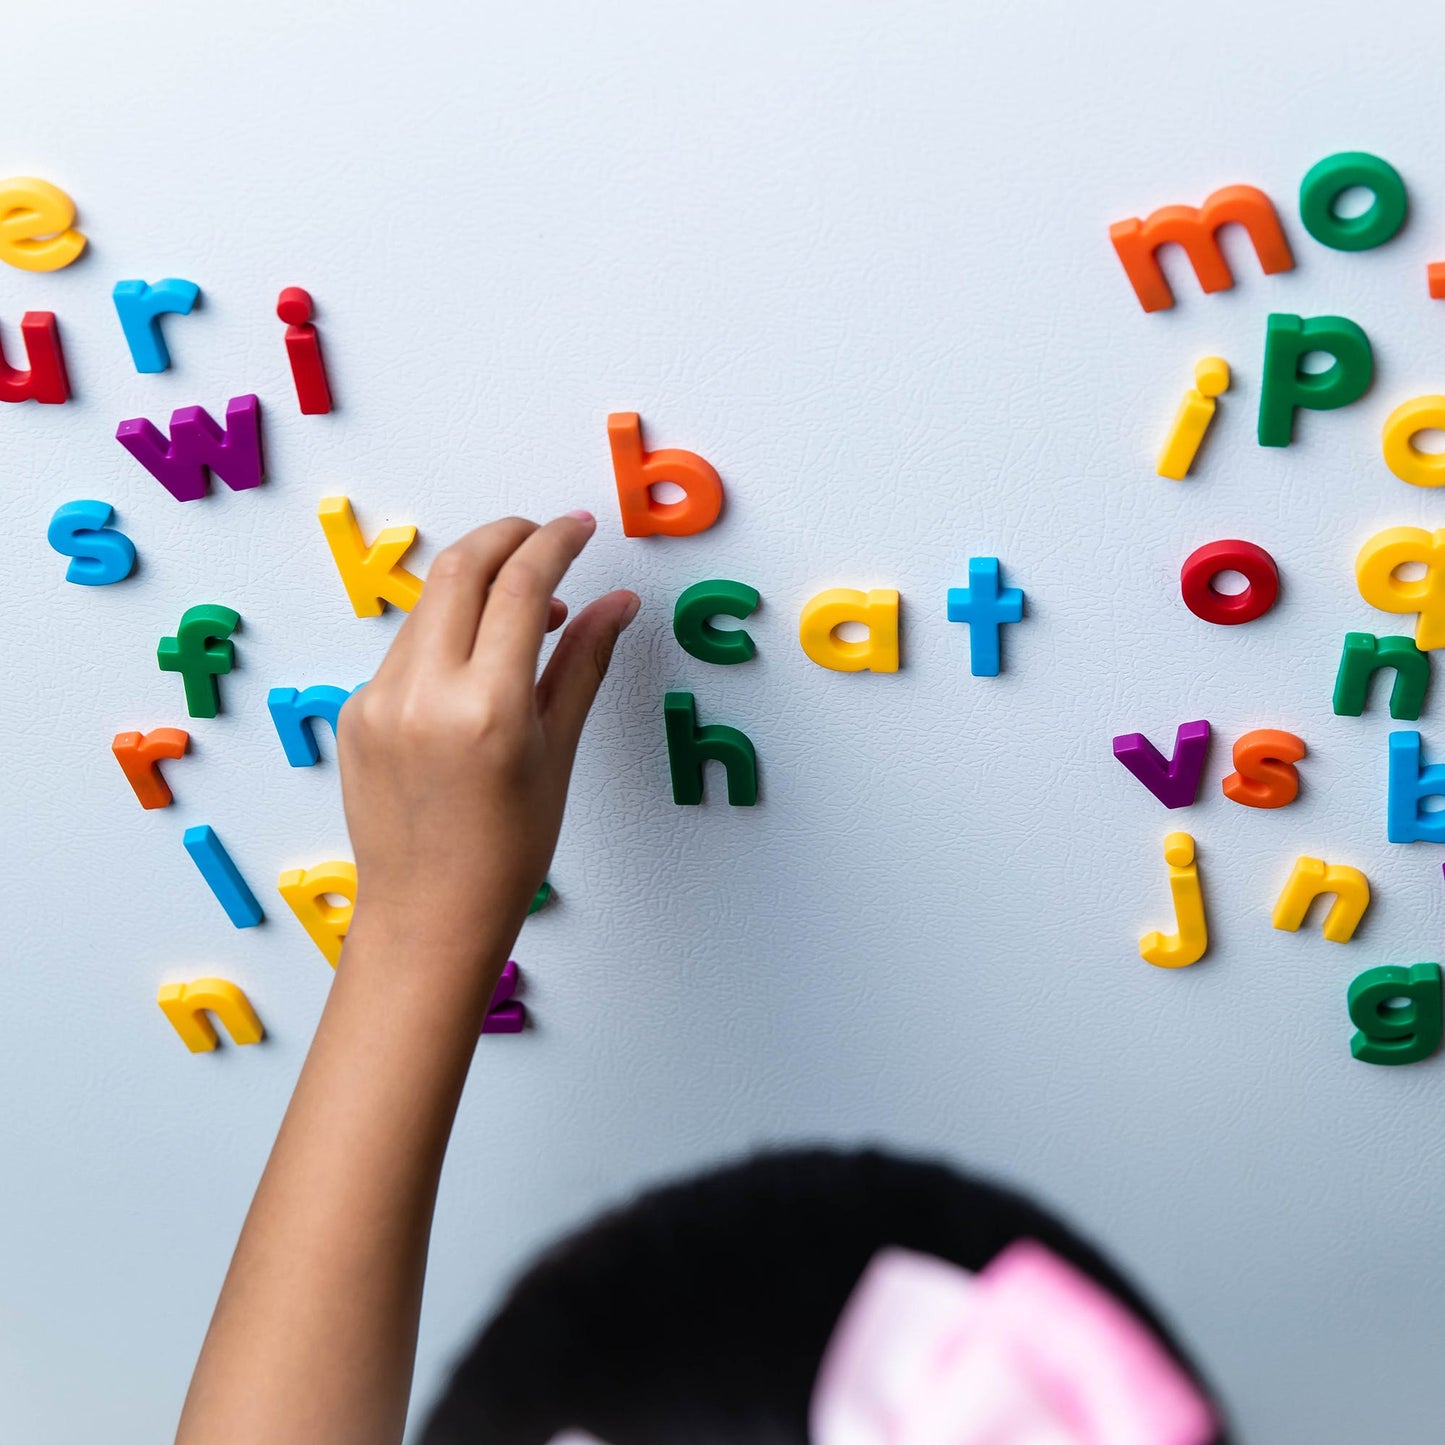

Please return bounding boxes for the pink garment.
[809,1241,1217,1445]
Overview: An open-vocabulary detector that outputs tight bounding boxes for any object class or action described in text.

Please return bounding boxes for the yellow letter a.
[799,588,900,673]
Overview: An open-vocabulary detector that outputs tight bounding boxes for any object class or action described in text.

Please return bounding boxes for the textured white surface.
[3,2,1445,1440]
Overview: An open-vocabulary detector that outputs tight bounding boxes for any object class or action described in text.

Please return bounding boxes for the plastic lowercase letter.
[1139,832,1207,968]
[1108,184,1293,313]
[1386,731,1445,843]
[112,728,189,809]
[481,961,526,1033]
[663,692,758,806]
[112,278,200,373]
[1221,728,1305,808]
[157,978,264,1053]
[1382,396,1445,489]
[1348,963,1442,1065]
[1356,528,1445,651]
[0,177,86,271]
[945,558,1024,676]
[673,580,760,664]
[317,496,423,616]
[608,412,724,538]
[183,824,265,929]
[1299,151,1408,252]
[799,588,900,673]
[1257,313,1373,447]
[277,286,333,414]
[1333,633,1431,719]
[0,311,69,404]
[1272,857,1370,943]
[47,500,135,584]
[1112,720,1210,809]
[116,395,263,501]
[1180,540,1279,625]
[277,861,357,966]
[267,685,357,766]
[156,604,239,719]
[1157,357,1230,480]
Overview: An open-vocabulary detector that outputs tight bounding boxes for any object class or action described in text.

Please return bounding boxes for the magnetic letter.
[277,286,333,414]
[1299,152,1407,252]
[277,861,357,966]
[1381,395,1445,489]
[47,500,135,585]
[157,978,264,1053]
[1157,357,1229,480]
[0,177,86,271]
[663,691,757,805]
[112,278,200,373]
[1333,633,1430,719]
[1387,731,1445,842]
[1139,832,1208,968]
[1257,313,1373,447]
[1348,963,1442,1065]
[112,727,189,809]
[673,580,759,664]
[1112,720,1210,809]
[157,604,239,718]
[0,312,70,404]
[317,496,423,616]
[1356,528,1445,651]
[481,961,526,1034]
[609,412,724,538]
[1109,184,1293,313]
[116,394,264,501]
[183,825,264,928]
[268,685,357,766]
[799,588,900,673]
[946,558,1024,675]
[1180,539,1279,625]
[1221,728,1305,808]
[1272,857,1370,943]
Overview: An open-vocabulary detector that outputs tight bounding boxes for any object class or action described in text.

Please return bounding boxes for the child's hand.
[337,512,638,976]
[180,517,636,1445]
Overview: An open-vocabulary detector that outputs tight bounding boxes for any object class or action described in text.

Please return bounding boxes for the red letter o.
[1180,539,1279,625]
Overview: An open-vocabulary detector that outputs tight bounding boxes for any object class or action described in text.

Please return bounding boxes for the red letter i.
[276,286,333,415]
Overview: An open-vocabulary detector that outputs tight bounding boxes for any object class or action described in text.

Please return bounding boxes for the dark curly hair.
[421,1146,1229,1445]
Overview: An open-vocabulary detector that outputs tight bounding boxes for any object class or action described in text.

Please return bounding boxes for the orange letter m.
[1109,184,1293,313]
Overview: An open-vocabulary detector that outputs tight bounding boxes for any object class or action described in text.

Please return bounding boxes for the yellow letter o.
[1382,395,1445,488]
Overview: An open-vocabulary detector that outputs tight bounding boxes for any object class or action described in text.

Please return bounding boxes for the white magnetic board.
[4,3,1445,1441]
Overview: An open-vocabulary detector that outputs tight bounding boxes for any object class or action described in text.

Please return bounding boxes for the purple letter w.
[116,394,264,502]
[1112,719,1211,809]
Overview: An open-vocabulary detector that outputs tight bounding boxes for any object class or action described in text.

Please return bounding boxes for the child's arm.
[175,513,639,1445]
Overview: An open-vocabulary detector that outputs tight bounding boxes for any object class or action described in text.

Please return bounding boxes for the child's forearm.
[176,915,511,1445]
[175,513,637,1445]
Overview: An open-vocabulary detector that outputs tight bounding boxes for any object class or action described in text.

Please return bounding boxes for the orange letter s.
[1222,728,1306,809]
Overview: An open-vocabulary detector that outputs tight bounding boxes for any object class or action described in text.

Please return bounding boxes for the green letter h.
[664,691,757,805]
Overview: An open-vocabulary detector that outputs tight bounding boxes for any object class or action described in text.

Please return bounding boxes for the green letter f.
[158,604,240,718]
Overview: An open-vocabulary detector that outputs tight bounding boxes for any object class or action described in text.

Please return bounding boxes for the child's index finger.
[472,512,597,682]
[392,516,539,669]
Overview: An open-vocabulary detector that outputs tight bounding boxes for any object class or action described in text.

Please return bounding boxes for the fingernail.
[619,593,641,628]
[566,509,595,525]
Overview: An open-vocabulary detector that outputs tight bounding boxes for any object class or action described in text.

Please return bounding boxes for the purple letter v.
[1112,719,1211,809]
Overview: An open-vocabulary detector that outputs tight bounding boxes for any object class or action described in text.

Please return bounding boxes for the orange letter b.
[608,412,724,538]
